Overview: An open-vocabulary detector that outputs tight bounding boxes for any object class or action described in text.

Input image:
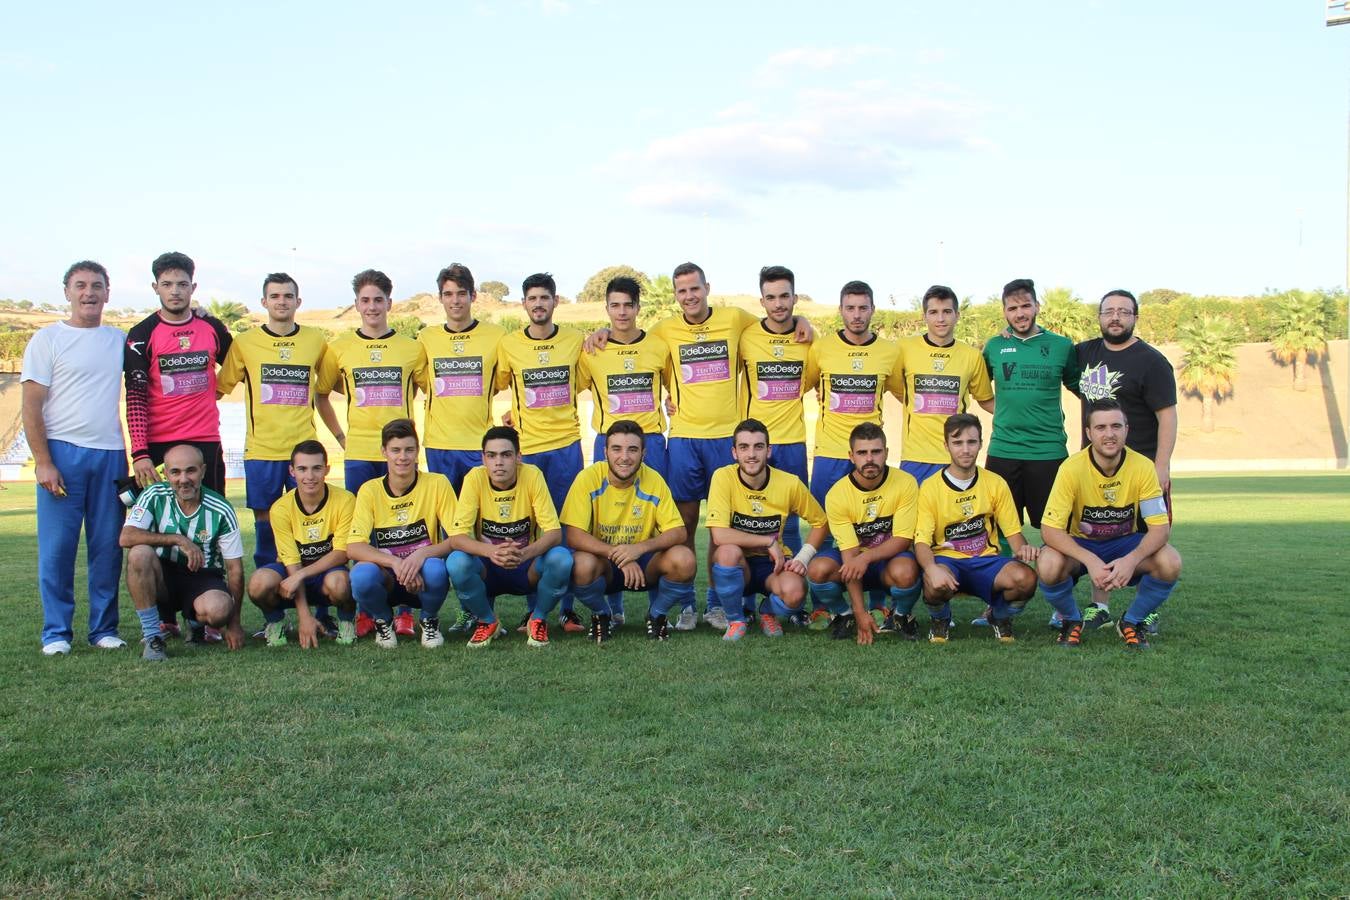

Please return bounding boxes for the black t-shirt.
[1073,338,1177,459]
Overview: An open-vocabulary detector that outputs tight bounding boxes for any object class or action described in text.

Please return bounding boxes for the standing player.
[22,260,128,655]
[346,419,455,650]
[896,285,995,485]
[560,421,696,643]
[1072,289,1178,633]
[806,423,922,643]
[216,273,333,574]
[705,419,829,642]
[1036,399,1182,649]
[739,265,811,555]
[913,414,1039,643]
[446,426,573,648]
[121,444,246,660]
[419,263,506,494]
[247,441,356,648]
[324,269,426,637]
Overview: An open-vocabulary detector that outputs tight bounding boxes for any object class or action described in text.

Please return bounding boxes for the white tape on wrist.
[793,545,817,566]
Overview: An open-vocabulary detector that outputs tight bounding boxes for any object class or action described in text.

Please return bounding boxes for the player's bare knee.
[1036,548,1067,583]
[888,556,919,588]
[323,569,351,601]
[195,591,232,626]
[572,552,604,583]
[127,544,158,571]
[711,544,744,567]
[806,556,837,583]
[663,545,696,580]
[1007,562,1037,599]
[1152,545,1182,581]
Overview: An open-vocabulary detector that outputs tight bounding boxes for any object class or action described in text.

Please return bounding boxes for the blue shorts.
[1070,533,1146,586]
[593,432,668,480]
[601,551,656,593]
[932,555,1021,604]
[480,557,538,598]
[809,455,854,508]
[666,437,734,503]
[743,555,779,598]
[425,449,482,496]
[770,442,809,484]
[244,459,295,511]
[900,461,946,484]
[344,460,387,493]
[818,548,915,591]
[523,441,584,513]
[258,562,349,606]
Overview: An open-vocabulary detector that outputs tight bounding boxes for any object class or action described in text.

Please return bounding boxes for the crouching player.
[346,419,455,649]
[914,414,1039,643]
[248,441,356,648]
[445,426,573,649]
[806,423,923,644]
[559,420,695,643]
[121,443,246,660]
[706,418,829,642]
[1036,399,1181,649]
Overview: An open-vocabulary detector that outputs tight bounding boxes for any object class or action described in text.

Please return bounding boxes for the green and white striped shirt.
[126,483,244,572]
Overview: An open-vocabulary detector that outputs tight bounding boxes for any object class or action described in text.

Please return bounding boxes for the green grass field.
[1,473,1347,896]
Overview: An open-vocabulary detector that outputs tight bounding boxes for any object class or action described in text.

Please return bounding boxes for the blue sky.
[2,0,1347,310]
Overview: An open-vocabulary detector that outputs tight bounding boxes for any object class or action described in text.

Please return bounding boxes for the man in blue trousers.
[22,260,129,655]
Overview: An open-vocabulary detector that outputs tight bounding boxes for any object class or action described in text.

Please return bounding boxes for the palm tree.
[206,298,250,327]
[1037,287,1097,342]
[1269,291,1327,391]
[1178,316,1239,432]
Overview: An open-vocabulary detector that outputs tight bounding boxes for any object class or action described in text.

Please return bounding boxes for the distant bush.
[0,328,36,359]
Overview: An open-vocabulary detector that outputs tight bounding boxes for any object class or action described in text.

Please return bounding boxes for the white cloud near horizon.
[754,45,888,86]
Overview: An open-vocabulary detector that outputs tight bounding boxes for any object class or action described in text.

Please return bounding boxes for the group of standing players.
[22,253,1182,658]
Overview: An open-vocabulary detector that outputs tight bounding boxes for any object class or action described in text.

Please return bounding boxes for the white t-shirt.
[20,321,126,451]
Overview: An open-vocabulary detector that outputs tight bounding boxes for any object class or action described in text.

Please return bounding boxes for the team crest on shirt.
[959,501,974,517]
[395,509,409,524]
[865,502,878,520]
[537,351,549,364]
[453,341,466,355]
[306,525,321,541]
[623,358,635,372]
[750,499,764,514]
[631,503,643,519]
[370,349,383,363]
[932,358,947,372]
[498,503,511,519]
[197,528,209,541]
[178,336,192,350]
[279,347,293,361]
[772,345,785,359]
[1104,488,1118,504]
[851,358,864,371]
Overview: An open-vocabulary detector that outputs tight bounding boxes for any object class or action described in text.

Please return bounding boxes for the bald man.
[121,443,246,659]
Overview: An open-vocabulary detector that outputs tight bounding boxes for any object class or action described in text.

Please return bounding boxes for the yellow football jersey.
[896,336,993,464]
[914,467,1021,559]
[270,484,356,568]
[804,331,904,460]
[652,306,756,439]
[559,462,682,545]
[577,331,670,436]
[495,325,584,455]
[419,320,506,451]
[349,472,457,559]
[448,463,560,543]
[705,464,827,557]
[216,324,331,460]
[326,330,426,462]
[824,467,919,552]
[738,320,809,445]
[1041,447,1168,540]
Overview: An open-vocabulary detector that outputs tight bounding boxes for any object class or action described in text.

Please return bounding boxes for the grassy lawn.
[0,473,1346,896]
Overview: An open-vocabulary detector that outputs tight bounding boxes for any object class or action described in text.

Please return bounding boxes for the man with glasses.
[1070,289,1177,633]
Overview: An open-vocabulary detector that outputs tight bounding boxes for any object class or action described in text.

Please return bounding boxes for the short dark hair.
[263,272,298,296]
[672,261,706,284]
[733,417,770,444]
[943,413,982,441]
[438,263,476,295]
[922,285,958,313]
[522,272,556,296]
[1100,289,1138,315]
[353,269,393,298]
[381,418,418,447]
[605,419,645,446]
[1087,398,1125,419]
[849,422,887,448]
[152,251,195,280]
[759,265,795,292]
[1001,278,1036,303]
[839,280,873,303]
[606,276,642,303]
[290,439,327,464]
[482,425,520,452]
[63,260,108,287]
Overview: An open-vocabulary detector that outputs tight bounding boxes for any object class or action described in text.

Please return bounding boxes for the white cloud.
[626,182,744,217]
[540,0,571,14]
[755,45,887,85]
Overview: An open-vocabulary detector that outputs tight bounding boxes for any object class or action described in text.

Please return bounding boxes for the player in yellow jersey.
[739,265,812,559]
[247,441,356,648]
[1036,399,1182,649]
[805,423,923,643]
[445,426,574,649]
[560,420,695,643]
[896,285,994,484]
[347,419,455,649]
[216,272,338,578]
[578,276,671,477]
[706,419,829,642]
[914,414,1039,643]
[419,263,506,495]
